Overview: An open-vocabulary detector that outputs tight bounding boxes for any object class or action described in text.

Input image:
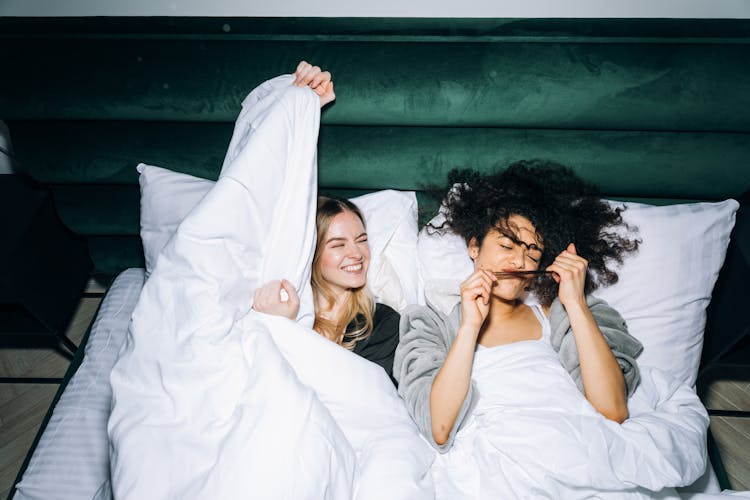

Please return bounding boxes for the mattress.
[12,268,145,500]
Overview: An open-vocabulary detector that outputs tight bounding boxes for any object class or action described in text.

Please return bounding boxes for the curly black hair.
[430,159,640,306]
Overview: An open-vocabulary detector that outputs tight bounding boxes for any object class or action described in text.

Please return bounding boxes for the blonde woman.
[253,195,400,384]
[251,63,399,382]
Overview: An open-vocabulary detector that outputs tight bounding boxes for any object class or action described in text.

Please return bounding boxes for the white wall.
[2,0,750,18]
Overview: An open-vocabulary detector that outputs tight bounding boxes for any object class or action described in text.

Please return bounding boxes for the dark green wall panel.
[9,121,232,184]
[2,39,749,131]
[12,121,750,200]
[50,184,141,235]
[86,236,144,275]
[3,18,750,39]
[5,17,749,276]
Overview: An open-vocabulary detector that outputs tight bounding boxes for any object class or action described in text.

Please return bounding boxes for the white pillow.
[417,198,739,386]
[137,163,419,312]
[595,200,738,386]
[348,189,421,311]
[138,164,214,273]
[416,208,472,313]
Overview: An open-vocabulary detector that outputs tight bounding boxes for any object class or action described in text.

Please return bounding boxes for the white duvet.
[107,74,722,500]
[433,338,711,499]
[107,76,434,499]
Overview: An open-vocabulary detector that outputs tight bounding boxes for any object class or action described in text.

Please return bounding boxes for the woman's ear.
[468,237,480,261]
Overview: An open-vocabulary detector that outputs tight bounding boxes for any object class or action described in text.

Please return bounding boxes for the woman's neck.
[482,296,525,333]
[315,288,352,342]
[477,296,542,346]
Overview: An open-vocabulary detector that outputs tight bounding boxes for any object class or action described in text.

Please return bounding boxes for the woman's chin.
[343,278,367,291]
[491,283,527,302]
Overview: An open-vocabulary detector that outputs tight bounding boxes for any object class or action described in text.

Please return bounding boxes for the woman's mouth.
[342,264,363,272]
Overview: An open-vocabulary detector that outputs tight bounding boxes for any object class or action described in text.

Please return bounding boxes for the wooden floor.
[0,297,98,499]
[0,296,749,498]
[702,380,750,491]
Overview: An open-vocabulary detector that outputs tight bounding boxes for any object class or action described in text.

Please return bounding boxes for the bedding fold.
[108,75,434,499]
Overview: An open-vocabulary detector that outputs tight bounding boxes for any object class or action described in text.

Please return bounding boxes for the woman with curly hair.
[393,160,645,495]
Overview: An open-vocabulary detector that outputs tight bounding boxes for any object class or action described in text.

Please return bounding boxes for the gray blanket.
[393,295,643,452]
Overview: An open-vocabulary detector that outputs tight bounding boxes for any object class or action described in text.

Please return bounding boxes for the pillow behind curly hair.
[428,159,640,306]
[418,161,740,386]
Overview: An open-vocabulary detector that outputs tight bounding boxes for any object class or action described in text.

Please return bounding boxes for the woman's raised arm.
[547,243,629,423]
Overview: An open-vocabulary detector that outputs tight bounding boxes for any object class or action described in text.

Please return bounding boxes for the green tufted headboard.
[2,17,749,275]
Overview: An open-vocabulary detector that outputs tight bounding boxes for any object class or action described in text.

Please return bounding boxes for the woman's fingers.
[547,243,589,305]
[295,60,309,75]
[299,66,321,86]
[294,62,322,87]
[280,279,300,306]
[460,270,497,291]
[550,256,587,278]
[293,62,308,85]
[252,280,301,320]
[309,70,332,90]
[460,271,495,305]
[462,281,491,301]
[293,61,312,85]
[293,61,335,107]
[255,280,279,304]
[318,81,336,107]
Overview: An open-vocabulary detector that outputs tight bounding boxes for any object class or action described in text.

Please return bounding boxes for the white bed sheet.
[13,268,145,500]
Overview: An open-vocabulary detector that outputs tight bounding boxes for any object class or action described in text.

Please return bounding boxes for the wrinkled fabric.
[395,297,642,451]
[395,301,708,498]
[108,76,434,500]
[549,295,643,396]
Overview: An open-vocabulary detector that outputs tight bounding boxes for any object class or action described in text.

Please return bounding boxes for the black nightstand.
[0,174,92,382]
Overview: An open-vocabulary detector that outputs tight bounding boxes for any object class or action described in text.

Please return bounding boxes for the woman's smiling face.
[317,210,371,296]
[469,214,544,301]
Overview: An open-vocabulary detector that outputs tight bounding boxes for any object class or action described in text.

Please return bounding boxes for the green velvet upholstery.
[2,17,750,275]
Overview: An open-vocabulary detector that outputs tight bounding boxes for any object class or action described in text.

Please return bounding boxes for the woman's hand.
[293,60,336,107]
[459,269,497,333]
[547,243,588,309]
[252,279,300,320]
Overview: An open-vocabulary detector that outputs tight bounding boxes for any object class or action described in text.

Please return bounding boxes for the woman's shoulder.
[356,302,400,348]
[399,302,462,346]
[374,302,399,323]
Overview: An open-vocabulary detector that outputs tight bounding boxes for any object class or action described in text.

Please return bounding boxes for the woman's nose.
[510,247,525,268]
[347,242,363,259]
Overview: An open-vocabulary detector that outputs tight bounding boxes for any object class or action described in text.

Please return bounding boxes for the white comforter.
[433,337,710,499]
[107,74,722,500]
[108,76,435,499]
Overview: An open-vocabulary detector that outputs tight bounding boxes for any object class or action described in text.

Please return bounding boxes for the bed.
[2,16,750,499]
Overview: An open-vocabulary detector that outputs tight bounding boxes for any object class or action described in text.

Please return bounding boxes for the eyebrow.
[326,233,367,245]
[498,230,543,253]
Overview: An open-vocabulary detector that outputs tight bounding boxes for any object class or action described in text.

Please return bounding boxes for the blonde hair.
[312,196,375,350]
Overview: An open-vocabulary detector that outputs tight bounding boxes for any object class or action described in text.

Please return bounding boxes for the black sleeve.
[353,303,401,387]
